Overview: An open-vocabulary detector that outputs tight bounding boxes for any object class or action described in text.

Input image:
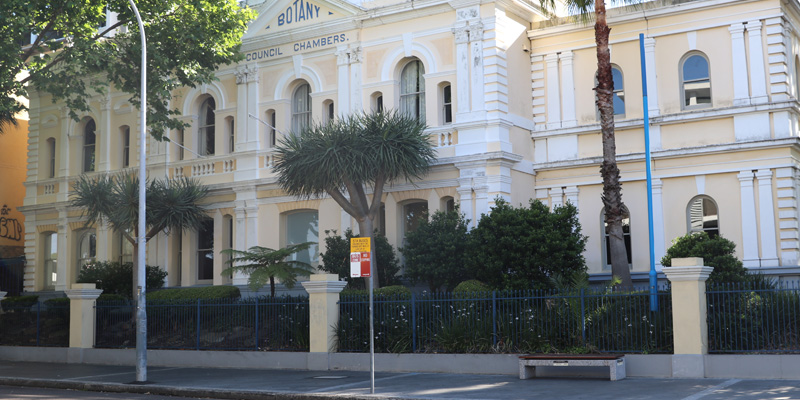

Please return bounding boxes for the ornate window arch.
[198,97,216,156]
[680,52,712,109]
[399,59,426,122]
[291,82,312,134]
[687,195,719,237]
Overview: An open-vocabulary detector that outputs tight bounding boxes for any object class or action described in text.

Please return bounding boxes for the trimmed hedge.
[453,280,489,294]
[43,298,69,307]
[147,285,241,301]
[1,295,39,308]
[340,285,411,298]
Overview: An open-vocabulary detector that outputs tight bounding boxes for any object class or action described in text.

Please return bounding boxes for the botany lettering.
[277,0,324,27]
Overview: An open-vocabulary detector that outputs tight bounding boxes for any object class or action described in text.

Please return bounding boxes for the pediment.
[244,0,362,40]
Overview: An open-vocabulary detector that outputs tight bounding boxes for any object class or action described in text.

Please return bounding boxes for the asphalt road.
[0,385,214,400]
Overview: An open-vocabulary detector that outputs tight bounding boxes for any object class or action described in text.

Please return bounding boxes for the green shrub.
[43,298,69,307]
[661,232,749,284]
[1,295,38,308]
[319,229,401,289]
[466,198,587,290]
[402,207,470,292]
[77,261,167,298]
[340,285,411,298]
[147,285,241,301]
[97,293,127,302]
[453,280,490,294]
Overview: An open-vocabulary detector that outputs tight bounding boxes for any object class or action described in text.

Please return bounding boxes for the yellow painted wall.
[0,119,28,258]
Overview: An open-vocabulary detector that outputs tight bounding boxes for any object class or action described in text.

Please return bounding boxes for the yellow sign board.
[350,237,371,253]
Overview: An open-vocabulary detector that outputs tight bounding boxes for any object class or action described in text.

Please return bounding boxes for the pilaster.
[643,38,660,117]
[747,21,769,104]
[766,17,789,101]
[559,51,576,128]
[756,169,779,266]
[738,171,760,268]
[545,53,561,130]
[729,24,750,106]
[336,47,351,115]
[652,179,666,270]
[302,274,346,357]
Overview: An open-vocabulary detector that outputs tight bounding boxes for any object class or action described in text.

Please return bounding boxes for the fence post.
[65,283,103,349]
[580,288,586,343]
[411,292,416,353]
[663,257,713,378]
[301,274,346,370]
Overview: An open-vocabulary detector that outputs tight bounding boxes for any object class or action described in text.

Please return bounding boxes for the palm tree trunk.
[595,0,632,287]
[357,217,381,289]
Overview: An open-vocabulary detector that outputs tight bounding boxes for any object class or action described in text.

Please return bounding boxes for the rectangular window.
[443,85,452,124]
[229,119,235,153]
[197,219,214,281]
[43,233,58,290]
[48,139,56,178]
[269,111,276,147]
[122,127,130,168]
[178,129,185,161]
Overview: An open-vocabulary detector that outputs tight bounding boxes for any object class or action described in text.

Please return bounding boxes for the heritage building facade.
[19,0,800,295]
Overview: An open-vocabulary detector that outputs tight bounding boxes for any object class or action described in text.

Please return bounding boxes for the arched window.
[403,200,428,237]
[286,210,319,264]
[83,119,96,172]
[77,230,97,269]
[42,232,57,290]
[323,100,335,124]
[121,126,130,168]
[602,207,631,269]
[441,83,452,124]
[199,97,216,156]
[687,196,719,237]
[441,196,455,213]
[400,60,426,122]
[595,66,625,117]
[226,117,235,154]
[681,53,712,109]
[371,92,384,113]
[291,83,312,134]
[46,138,56,178]
[197,218,214,281]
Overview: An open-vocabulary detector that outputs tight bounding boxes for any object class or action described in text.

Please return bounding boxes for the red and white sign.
[350,251,371,278]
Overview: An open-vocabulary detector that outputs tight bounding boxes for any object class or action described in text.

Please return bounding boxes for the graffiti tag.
[0,217,22,241]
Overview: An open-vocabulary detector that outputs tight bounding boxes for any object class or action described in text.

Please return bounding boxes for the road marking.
[309,373,419,393]
[65,367,184,381]
[681,379,741,400]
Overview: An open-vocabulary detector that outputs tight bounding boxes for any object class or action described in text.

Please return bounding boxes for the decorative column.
[663,257,713,378]
[235,64,260,153]
[643,38,660,117]
[55,207,70,292]
[66,283,103,348]
[336,47,350,115]
[756,169,779,266]
[729,23,750,106]
[212,209,225,286]
[559,51,577,128]
[233,206,248,286]
[738,171,760,267]
[454,25,471,116]
[457,185,474,229]
[747,20,769,104]
[302,274,346,370]
[98,95,112,171]
[549,187,563,209]
[469,21,485,114]
[652,179,666,269]
[349,45,363,112]
[545,54,561,130]
[564,186,579,209]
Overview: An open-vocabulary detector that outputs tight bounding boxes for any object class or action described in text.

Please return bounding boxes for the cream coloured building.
[19,0,800,295]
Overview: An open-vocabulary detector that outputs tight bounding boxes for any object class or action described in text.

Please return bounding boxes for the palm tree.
[221,244,315,298]
[274,111,436,288]
[71,172,209,296]
[537,0,634,286]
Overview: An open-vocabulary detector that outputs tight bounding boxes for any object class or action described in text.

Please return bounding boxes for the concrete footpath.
[1,361,800,400]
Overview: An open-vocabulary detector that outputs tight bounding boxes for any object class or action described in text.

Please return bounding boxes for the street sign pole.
[350,237,374,393]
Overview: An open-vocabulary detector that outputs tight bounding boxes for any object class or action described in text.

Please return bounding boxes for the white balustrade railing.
[43,183,55,194]
[429,128,456,147]
[192,161,215,177]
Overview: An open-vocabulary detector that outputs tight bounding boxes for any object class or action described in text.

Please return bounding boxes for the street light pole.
[127,0,148,383]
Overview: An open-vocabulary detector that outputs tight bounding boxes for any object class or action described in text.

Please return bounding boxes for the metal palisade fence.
[0,300,70,347]
[707,280,800,353]
[94,296,310,351]
[338,287,673,354]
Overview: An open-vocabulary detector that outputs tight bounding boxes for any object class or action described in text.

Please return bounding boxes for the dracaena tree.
[274,111,436,288]
[0,0,255,137]
[537,0,637,286]
[71,172,208,297]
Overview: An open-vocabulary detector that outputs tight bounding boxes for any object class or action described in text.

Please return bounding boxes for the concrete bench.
[519,354,626,381]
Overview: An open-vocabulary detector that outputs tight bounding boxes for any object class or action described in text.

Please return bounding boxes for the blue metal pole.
[639,33,658,311]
